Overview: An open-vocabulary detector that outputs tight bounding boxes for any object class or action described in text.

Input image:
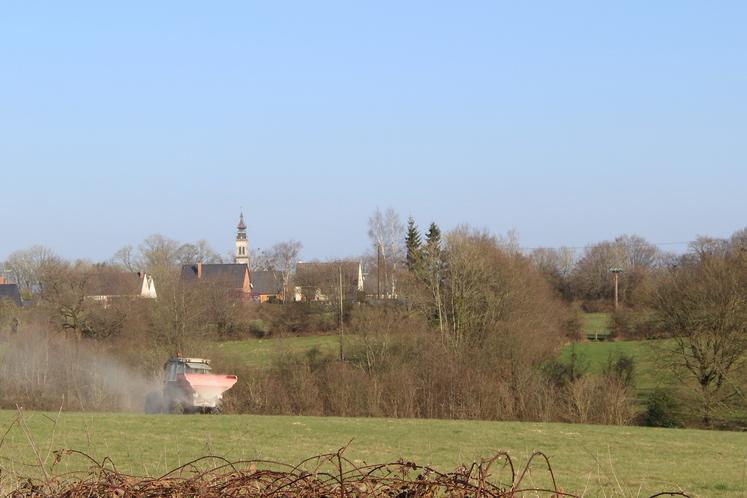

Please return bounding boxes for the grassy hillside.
[559,338,672,391]
[211,334,346,367]
[212,329,667,392]
[211,330,671,397]
[0,410,744,497]
[215,313,617,369]
[581,312,611,338]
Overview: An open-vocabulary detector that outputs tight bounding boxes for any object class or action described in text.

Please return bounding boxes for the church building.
[180,212,284,302]
[180,212,252,299]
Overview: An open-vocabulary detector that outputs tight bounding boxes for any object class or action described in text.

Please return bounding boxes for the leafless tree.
[367,207,404,297]
[4,245,60,294]
[729,227,747,251]
[139,234,182,272]
[570,235,660,305]
[250,248,274,271]
[112,245,139,272]
[650,251,747,426]
[177,240,223,264]
[530,247,577,299]
[38,259,95,340]
[688,235,728,260]
[268,240,303,302]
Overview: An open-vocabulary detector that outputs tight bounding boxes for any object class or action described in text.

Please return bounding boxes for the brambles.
[4,447,691,498]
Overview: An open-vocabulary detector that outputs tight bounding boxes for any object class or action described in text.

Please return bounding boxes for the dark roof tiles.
[181,264,248,289]
[87,272,143,296]
[0,284,22,307]
[250,270,283,295]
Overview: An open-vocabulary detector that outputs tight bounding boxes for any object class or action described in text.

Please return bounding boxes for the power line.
[519,240,696,252]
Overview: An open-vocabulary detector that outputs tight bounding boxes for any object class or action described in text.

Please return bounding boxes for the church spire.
[235,211,249,265]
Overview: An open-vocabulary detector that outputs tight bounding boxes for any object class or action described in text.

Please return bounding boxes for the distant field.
[0,410,744,497]
[212,329,670,393]
[581,312,611,338]
[212,334,349,367]
[559,338,672,392]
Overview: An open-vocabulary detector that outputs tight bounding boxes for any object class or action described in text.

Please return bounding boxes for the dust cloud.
[0,327,164,412]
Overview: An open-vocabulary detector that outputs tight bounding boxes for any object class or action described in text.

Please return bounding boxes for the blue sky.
[1,1,745,262]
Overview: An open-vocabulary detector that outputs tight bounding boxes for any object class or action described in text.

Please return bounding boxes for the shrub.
[604,353,635,387]
[565,374,637,425]
[644,389,681,428]
[562,313,583,341]
[542,347,588,387]
[248,319,269,338]
[610,308,659,339]
[580,300,613,313]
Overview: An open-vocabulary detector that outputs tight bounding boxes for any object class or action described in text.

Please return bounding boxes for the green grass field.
[582,312,611,338]
[211,327,671,401]
[0,410,745,497]
[212,334,347,367]
[213,327,666,392]
[559,339,672,392]
[205,311,611,369]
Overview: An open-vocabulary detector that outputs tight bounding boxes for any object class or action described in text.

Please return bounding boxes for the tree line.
[1,211,746,427]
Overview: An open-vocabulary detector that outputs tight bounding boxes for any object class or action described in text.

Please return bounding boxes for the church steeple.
[235,211,249,265]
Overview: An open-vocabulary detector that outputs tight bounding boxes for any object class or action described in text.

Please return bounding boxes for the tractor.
[145,357,237,414]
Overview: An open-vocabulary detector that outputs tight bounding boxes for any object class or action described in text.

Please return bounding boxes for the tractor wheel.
[170,402,185,414]
[144,392,164,414]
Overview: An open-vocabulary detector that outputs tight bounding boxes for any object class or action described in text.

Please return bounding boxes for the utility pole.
[376,243,382,300]
[339,264,345,361]
[610,267,624,309]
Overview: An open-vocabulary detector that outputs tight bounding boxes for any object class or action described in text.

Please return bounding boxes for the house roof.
[181,264,248,289]
[251,270,283,295]
[87,272,144,296]
[0,284,22,307]
[295,261,362,288]
[296,261,361,274]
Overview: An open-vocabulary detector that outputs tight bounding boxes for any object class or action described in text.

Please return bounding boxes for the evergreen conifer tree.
[425,222,442,253]
[405,216,422,271]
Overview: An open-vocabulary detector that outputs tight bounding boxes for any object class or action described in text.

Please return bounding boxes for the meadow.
[1,410,745,497]
[558,338,670,392]
[215,312,619,367]
[2,314,742,496]
[211,333,344,367]
[214,315,668,393]
[581,312,612,339]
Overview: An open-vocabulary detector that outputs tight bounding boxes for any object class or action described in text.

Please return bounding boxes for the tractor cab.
[145,356,237,414]
[165,357,212,380]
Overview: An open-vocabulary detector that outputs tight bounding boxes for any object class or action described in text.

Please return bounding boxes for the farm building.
[86,271,157,306]
[294,261,364,302]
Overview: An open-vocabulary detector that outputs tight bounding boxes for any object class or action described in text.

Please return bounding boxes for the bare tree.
[688,235,728,260]
[5,245,60,295]
[177,240,223,265]
[650,251,747,426]
[38,259,95,340]
[250,248,274,271]
[367,207,404,297]
[112,245,139,272]
[268,240,303,302]
[729,227,747,251]
[139,234,181,272]
[530,247,577,300]
[570,235,660,305]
